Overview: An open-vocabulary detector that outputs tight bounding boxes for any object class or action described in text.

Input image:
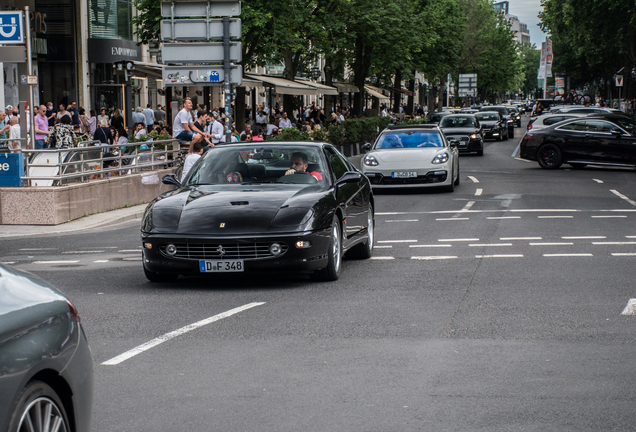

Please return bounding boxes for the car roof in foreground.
[387,124,440,130]
[216,141,328,149]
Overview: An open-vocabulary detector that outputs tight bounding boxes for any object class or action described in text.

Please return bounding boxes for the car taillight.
[527,123,533,130]
[524,134,533,139]
[67,300,81,323]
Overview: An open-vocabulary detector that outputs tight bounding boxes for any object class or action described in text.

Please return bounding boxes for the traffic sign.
[162,65,242,86]
[615,75,624,87]
[458,74,477,97]
[161,42,242,63]
[26,75,38,85]
[0,11,24,44]
[160,18,241,41]
[161,1,241,17]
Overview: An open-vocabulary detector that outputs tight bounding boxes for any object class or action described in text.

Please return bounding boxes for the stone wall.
[0,169,176,225]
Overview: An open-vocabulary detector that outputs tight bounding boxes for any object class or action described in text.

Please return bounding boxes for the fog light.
[296,241,311,249]
[166,244,177,256]
[270,243,282,255]
[144,242,152,249]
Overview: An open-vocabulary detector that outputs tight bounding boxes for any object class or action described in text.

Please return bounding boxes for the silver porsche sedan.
[361,124,460,192]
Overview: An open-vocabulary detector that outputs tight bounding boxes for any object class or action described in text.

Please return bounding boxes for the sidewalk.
[0,204,147,238]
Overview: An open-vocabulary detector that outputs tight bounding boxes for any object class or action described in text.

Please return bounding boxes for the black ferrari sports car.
[141,142,374,281]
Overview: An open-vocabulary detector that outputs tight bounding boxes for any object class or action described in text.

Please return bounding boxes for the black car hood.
[478,121,499,128]
[441,127,479,135]
[145,184,330,235]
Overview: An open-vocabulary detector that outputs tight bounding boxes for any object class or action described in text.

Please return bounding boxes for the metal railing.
[15,139,185,187]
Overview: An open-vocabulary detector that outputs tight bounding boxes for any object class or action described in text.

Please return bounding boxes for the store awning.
[298,80,339,95]
[389,86,415,96]
[364,85,390,102]
[131,61,163,78]
[366,84,389,96]
[333,83,360,93]
[244,73,318,95]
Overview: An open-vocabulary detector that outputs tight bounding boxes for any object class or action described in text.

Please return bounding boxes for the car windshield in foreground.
[440,116,475,128]
[185,145,326,185]
[475,113,499,121]
[612,117,636,134]
[375,131,444,149]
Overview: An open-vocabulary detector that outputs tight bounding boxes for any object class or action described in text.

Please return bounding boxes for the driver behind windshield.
[285,151,323,180]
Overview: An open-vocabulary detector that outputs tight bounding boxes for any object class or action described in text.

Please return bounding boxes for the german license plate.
[199,260,244,272]
[392,171,417,178]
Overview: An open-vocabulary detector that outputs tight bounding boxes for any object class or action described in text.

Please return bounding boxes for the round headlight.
[270,243,282,255]
[166,244,177,256]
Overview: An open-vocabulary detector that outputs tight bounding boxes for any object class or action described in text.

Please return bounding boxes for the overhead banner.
[546,38,553,78]
[538,41,547,79]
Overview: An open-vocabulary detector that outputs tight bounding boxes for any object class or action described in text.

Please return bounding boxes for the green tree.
[519,42,540,99]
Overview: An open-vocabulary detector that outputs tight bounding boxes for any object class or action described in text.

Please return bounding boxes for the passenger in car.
[285,151,323,180]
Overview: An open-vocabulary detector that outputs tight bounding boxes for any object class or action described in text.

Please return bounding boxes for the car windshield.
[612,117,636,134]
[440,116,474,128]
[475,113,499,121]
[184,145,327,185]
[375,131,444,149]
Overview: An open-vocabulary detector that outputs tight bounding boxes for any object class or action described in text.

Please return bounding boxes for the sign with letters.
[0,153,25,187]
[0,11,24,44]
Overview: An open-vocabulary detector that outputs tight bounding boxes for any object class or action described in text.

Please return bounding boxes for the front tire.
[537,144,563,169]
[8,381,70,432]
[314,216,343,281]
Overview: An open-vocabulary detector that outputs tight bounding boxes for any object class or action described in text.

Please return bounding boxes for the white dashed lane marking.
[592,242,636,245]
[374,245,393,249]
[32,260,79,264]
[621,299,636,315]
[530,242,573,246]
[538,216,573,219]
[475,255,523,258]
[562,236,606,239]
[386,219,419,222]
[543,253,593,257]
[475,188,483,196]
[370,256,395,260]
[377,240,417,243]
[411,256,457,260]
[439,238,479,242]
[610,190,636,207]
[612,253,636,257]
[436,218,469,221]
[468,243,513,247]
[488,216,521,220]
[63,250,104,254]
[593,179,604,184]
[410,244,452,248]
[467,176,480,183]
[19,248,57,251]
[501,237,542,240]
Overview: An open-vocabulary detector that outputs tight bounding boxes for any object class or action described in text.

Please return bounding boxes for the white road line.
[374,245,393,249]
[122,257,142,261]
[475,254,524,258]
[467,176,479,183]
[514,157,533,163]
[626,236,636,239]
[620,299,636,315]
[119,250,142,253]
[475,188,483,196]
[437,218,470,221]
[376,212,403,215]
[411,256,457,260]
[102,302,266,366]
[410,244,452,248]
[500,237,542,240]
[488,216,521,220]
[63,250,104,254]
[594,242,636,245]
[591,215,627,218]
[469,243,513,247]
[386,219,419,222]
[370,256,395,260]
[543,253,593,257]
[94,260,109,263]
[32,260,80,264]
[438,238,479,242]
[593,179,604,184]
[538,216,573,219]
[530,242,573,246]
[610,189,636,207]
[460,201,475,212]
[1,262,16,264]
[377,240,418,243]
[511,209,577,213]
[19,248,57,251]
[612,253,636,256]
[562,236,606,239]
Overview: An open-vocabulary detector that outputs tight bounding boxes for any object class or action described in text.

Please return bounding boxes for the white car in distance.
[361,125,460,192]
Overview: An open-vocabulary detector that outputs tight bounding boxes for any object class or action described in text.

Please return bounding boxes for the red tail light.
[67,300,81,323]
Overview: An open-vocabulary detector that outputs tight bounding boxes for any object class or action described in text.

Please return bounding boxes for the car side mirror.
[362,143,372,152]
[337,171,362,184]
[162,173,181,187]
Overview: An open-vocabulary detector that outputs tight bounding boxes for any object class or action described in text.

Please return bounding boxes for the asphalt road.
[2,116,636,431]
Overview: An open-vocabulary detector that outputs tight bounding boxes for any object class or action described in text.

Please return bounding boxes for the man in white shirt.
[142,104,155,128]
[278,112,292,129]
[181,140,205,183]
[209,111,225,144]
[9,117,21,150]
[172,98,208,152]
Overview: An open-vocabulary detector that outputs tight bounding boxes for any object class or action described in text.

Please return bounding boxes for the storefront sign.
[0,11,24,44]
[0,153,25,187]
[88,38,142,63]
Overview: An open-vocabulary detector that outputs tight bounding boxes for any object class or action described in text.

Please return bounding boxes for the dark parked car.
[0,264,93,432]
[475,111,508,141]
[439,114,484,155]
[142,142,374,282]
[480,106,515,137]
[427,111,453,124]
[519,114,636,169]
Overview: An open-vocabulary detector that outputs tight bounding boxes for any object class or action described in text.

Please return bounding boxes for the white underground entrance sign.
[0,11,24,44]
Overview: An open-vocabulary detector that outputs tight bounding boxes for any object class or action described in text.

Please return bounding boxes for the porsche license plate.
[199,260,244,272]
[392,171,417,178]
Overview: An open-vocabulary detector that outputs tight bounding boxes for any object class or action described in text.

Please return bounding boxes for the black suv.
[480,106,515,137]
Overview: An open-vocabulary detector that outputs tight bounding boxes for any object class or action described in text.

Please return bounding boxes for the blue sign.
[0,152,24,187]
[0,12,24,44]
